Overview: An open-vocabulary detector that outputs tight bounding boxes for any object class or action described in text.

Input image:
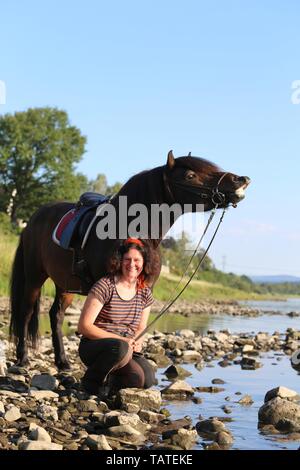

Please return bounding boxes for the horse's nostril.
[235,176,251,185]
[242,176,251,185]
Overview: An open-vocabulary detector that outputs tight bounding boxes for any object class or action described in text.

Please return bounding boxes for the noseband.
[163,167,228,206]
[163,171,228,206]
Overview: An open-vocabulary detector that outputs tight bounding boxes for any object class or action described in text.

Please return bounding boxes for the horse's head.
[164,150,250,210]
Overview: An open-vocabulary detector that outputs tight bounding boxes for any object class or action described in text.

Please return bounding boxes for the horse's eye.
[186,172,195,180]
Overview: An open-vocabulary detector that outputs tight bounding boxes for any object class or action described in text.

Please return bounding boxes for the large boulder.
[258,397,300,432]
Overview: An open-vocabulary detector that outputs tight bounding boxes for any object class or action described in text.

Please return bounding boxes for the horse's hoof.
[56,360,72,371]
[15,358,29,367]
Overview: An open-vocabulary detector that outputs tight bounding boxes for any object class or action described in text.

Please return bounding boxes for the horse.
[9,150,250,369]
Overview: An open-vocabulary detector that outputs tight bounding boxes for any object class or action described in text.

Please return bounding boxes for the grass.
[0,224,293,302]
[0,229,17,296]
[153,273,281,301]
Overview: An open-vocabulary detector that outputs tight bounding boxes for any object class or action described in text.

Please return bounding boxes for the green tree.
[161,232,215,276]
[89,174,122,196]
[107,181,123,195]
[0,107,88,224]
[90,173,108,194]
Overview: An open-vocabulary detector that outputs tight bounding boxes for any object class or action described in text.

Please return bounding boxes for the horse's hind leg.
[49,287,74,370]
[16,283,44,366]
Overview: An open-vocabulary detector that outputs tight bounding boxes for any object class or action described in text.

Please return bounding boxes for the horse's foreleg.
[16,286,41,366]
[50,289,74,370]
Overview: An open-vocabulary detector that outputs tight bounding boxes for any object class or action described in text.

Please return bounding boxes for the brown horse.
[9,151,250,369]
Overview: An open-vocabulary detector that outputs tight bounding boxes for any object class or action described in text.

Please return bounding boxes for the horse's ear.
[167,150,175,169]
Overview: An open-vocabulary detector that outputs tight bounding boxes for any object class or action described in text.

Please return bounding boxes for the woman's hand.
[123,337,136,349]
[133,338,143,352]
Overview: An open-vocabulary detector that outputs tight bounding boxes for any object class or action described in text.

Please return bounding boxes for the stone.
[196,418,226,435]
[157,418,192,439]
[36,404,58,422]
[237,395,254,405]
[213,333,229,343]
[31,374,58,391]
[182,351,202,362]
[161,380,194,399]
[264,387,299,403]
[104,411,149,433]
[121,403,140,414]
[177,329,195,339]
[240,357,261,370]
[76,400,99,413]
[145,353,172,367]
[117,388,161,412]
[170,428,198,450]
[106,425,145,444]
[85,434,112,450]
[164,365,192,379]
[0,377,29,393]
[197,386,225,393]
[28,424,52,442]
[258,397,300,430]
[216,431,234,446]
[19,441,63,450]
[4,406,21,422]
[29,390,59,400]
[139,410,165,424]
[222,405,232,414]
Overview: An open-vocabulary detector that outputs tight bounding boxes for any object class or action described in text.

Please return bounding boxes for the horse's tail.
[9,234,40,348]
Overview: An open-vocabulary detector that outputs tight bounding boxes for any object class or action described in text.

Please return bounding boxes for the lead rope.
[150,206,218,321]
[135,206,227,341]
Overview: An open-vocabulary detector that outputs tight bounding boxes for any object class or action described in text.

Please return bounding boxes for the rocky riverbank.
[0,297,262,320]
[2,295,299,321]
[0,324,299,450]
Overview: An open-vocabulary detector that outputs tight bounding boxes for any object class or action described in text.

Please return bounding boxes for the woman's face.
[121,248,144,281]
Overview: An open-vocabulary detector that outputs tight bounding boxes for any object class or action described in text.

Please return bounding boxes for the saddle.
[52,192,111,292]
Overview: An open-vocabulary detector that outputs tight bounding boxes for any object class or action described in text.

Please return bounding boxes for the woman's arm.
[77,293,135,346]
[133,305,152,352]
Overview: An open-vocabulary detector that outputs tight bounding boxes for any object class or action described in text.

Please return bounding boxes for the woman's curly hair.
[106,239,161,288]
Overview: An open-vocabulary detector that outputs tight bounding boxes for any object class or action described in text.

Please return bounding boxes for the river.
[154,298,300,450]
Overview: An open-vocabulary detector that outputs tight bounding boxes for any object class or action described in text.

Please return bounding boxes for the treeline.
[161,234,300,296]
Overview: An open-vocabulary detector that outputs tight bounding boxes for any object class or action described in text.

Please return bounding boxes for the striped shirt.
[90,276,154,338]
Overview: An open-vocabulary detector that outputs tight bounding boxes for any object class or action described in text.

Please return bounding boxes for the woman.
[77,238,158,396]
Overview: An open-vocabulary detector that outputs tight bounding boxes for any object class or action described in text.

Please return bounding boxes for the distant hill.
[249,275,300,284]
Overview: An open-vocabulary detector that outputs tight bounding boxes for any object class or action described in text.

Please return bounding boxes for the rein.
[135,172,229,341]
[135,206,227,341]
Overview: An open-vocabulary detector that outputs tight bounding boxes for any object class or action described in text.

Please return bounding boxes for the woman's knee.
[110,339,130,363]
[143,367,156,388]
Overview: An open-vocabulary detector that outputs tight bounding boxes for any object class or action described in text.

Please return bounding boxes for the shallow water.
[151,299,300,450]
[157,352,300,450]
[147,298,300,336]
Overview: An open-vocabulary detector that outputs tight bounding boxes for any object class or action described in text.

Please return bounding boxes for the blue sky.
[1,1,300,276]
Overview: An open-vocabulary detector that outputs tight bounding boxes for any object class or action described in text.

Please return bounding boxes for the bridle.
[135,170,231,341]
[163,169,229,207]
